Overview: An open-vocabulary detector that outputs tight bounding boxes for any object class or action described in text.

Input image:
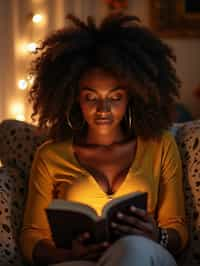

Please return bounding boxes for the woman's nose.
[96,99,111,113]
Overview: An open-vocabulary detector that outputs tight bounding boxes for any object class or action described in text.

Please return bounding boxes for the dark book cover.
[46,191,147,248]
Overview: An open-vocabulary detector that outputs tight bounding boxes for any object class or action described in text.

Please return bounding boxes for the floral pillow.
[0,167,27,266]
[0,120,47,177]
[175,120,200,266]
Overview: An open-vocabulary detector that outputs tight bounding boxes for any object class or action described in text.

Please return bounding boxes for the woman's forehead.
[79,67,127,90]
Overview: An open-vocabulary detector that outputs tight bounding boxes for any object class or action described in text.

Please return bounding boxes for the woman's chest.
[52,164,159,215]
[73,140,137,194]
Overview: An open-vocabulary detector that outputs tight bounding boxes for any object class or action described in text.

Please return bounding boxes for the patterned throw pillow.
[0,120,47,177]
[175,120,200,266]
[0,167,27,266]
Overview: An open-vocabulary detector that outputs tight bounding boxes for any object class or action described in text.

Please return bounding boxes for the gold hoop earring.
[126,104,134,130]
[128,106,132,129]
[66,108,86,130]
[66,112,73,129]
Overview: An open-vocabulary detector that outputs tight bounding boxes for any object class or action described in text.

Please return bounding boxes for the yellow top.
[20,131,188,263]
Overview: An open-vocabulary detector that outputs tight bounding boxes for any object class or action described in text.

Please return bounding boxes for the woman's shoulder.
[35,138,72,157]
[161,130,176,142]
[139,130,175,145]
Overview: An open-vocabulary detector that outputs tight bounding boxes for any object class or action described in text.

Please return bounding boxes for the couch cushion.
[175,120,200,266]
[0,120,47,177]
[0,166,27,266]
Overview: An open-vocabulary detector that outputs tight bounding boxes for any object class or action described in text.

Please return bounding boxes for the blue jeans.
[51,235,177,266]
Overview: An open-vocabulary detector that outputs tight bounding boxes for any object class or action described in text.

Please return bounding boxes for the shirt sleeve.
[156,133,188,250]
[20,146,55,263]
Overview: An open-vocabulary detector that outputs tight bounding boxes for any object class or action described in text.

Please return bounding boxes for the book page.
[47,199,99,221]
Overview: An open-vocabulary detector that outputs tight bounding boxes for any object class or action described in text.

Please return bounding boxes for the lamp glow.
[16,114,25,121]
[26,42,38,53]
[10,102,24,115]
[32,14,43,24]
[18,79,28,90]
[10,102,25,121]
[27,74,35,85]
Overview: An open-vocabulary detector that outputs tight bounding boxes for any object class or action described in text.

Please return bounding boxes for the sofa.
[0,119,200,266]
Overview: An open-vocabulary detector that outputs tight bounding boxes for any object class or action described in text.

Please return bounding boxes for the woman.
[20,12,188,266]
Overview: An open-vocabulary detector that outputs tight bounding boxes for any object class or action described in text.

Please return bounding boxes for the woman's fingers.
[115,212,154,234]
[83,242,109,260]
[76,232,91,243]
[111,208,159,241]
[129,206,149,221]
[112,222,146,236]
[73,232,110,260]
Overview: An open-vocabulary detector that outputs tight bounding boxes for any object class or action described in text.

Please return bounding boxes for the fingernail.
[83,232,90,238]
[102,241,109,247]
[117,212,123,218]
[111,222,117,228]
[130,205,136,212]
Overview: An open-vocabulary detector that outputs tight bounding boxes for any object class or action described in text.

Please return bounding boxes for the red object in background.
[103,0,128,9]
[193,84,200,98]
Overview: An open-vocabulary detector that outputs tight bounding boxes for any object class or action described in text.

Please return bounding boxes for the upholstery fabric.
[175,121,200,266]
[0,167,26,266]
[0,119,47,177]
[0,119,200,266]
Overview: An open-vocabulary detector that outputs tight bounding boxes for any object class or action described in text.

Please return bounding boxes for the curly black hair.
[29,12,180,140]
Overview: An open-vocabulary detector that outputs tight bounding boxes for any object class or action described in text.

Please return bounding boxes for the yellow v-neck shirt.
[20,131,188,263]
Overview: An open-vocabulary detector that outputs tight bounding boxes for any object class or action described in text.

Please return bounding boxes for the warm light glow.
[10,102,24,115]
[0,160,2,167]
[32,13,43,24]
[10,102,25,121]
[27,74,35,85]
[18,79,28,90]
[26,42,38,53]
[16,114,25,121]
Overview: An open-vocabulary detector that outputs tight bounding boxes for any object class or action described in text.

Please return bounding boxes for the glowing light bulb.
[16,114,25,121]
[18,79,28,90]
[27,74,35,85]
[32,14,43,24]
[26,42,38,53]
[10,102,24,115]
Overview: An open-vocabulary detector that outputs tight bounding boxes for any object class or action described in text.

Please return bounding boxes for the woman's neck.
[84,128,124,146]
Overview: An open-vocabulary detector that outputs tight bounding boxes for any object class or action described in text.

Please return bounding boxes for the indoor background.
[0,0,200,123]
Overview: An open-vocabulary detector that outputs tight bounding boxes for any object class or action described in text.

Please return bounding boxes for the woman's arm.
[33,235,110,265]
[110,132,188,255]
[156,132,188,253]
[32,239,74,265]
[20,145,109,265]
[20,147,55,263]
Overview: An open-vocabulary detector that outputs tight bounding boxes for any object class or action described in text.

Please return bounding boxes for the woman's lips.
[94,118,113,125]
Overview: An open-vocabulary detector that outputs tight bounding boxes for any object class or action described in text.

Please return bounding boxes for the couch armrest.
[0,119,47,177]
[0,167,27,266]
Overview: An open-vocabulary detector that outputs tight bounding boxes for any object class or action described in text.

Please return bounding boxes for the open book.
[46,191,147,248]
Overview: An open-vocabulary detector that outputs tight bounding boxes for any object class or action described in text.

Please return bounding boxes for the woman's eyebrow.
[80,86,125,92]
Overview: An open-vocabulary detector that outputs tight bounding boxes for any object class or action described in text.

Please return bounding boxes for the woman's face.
[78,68,128,135]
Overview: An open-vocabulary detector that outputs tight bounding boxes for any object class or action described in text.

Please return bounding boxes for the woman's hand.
[111,206,159,242]
[71,232,110,261]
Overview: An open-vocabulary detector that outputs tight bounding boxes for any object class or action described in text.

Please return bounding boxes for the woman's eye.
[86,95,97,101]
[110,96,121,101]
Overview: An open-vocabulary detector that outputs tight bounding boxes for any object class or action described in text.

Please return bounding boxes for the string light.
[10,102,24,114]
[32,13,43,24]
[26,42,38,53]
[18,79,28,90]
[27,74,35,86]
[10,102,25,121]
[16,114,25,121]
[15,9,45,122]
